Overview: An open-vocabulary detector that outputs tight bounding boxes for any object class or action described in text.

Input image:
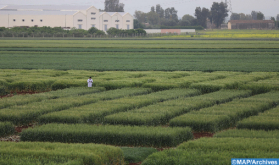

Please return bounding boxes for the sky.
[1,0,278,18]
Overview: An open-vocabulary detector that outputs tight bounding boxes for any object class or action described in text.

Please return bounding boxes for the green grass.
[103,90,251,126]
[214,129,279,139]
[20,124,193,147]
[141,138,279,165]
[0,142,124,165]
[0,88,150,124]
[0,122,15,137]
[38,89,200,124]
[121,147,157,163]
[169,91,279,132]
[0,51,278,72]
[236,106,279,130]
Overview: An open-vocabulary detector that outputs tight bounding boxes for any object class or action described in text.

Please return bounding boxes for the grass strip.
[104,90,251,126]
[236,106,279,130]
[0,88,150,124]
[38,89,201,124]
[169,91,279,132]
[214,129,279,139]
[0,141,124,165]
[141,138,279,165]
[20,124,193,147]
[0,87,105,109]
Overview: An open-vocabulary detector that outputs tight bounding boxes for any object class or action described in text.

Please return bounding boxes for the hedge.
[214,129,279,139]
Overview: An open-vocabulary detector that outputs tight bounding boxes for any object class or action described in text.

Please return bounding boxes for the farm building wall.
[144,29,195,34]
[0,5,133,31]
[228,20,275,30]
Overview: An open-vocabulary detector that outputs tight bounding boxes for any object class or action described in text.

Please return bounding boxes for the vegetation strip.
[0,87,104,109]
[38,89,201,124]
[169,91,279,132]
[236,106,279,130]
[214,129,279,139]
[141,138,279,165]
[0,88,151,124]
[0,142,124,165]
[20,124,193,147]
[103,90,251,126]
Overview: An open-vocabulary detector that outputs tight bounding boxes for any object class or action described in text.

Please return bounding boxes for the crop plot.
[237,106,279,130]
[169,91,279,132]
[38,89,200,124]
[104,90,251,126]
[20,124,193,147]
[0,88,150,124]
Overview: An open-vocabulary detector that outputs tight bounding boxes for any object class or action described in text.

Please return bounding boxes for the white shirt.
[87,78,93,87]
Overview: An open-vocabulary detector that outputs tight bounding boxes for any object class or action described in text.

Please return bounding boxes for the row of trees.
[134,2,228,29]
[230,11,265,20]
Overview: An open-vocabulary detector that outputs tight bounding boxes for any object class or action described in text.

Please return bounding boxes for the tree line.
[134,2,228,29]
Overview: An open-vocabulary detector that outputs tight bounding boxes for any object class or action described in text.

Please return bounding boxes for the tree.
[146,11,160,25]
[211,2,228,28]
[134,19,144,29]
[251,11,258,20]
[182,14,195,22]
[151,6,155,12]
[195,7,210,28]
[134,11,146,24]
[239,13,252,20]
[230,13,240,20]
[156,4,164,18]
[277,14,279,21]
[104,0,124,12]
[257,12,265,20]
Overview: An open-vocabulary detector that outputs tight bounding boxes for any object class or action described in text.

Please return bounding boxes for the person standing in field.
[87,77,93,87]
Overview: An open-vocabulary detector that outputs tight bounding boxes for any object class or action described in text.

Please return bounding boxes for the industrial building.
[228,20,275,30]
[0,5,134,31]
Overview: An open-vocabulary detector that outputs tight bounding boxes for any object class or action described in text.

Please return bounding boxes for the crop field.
[0,40,279,72]
[0,37,279,164]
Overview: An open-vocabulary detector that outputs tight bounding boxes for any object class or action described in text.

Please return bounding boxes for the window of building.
[126,20,130,22]
[22,19,25,22]
[115,20,120,22]
[91,17,96,20]
[92,24,95,27]
[116,24,119,29]
[31,19,34,22]
[13,19,16,22]
[78,19,83,22]
[104,25,107,31]
[127,25,130,30]
[91,12,96,15]
[78,24,82,29]
[104,20,108,22]
[40,19,43,22]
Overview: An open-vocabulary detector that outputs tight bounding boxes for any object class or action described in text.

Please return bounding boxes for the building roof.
[100,12,128,16]
[0,10,78,15]
[1,5,91,11]
[228,20,274,24]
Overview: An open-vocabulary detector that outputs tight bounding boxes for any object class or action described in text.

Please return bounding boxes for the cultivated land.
[0,33,279,165]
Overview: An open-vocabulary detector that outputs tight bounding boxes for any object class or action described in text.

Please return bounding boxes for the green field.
[0,40,279,72]
[1,36,279,164]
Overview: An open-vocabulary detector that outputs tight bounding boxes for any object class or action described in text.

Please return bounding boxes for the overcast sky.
[1,0,278,18]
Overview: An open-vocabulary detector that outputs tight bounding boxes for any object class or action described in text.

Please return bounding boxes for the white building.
[0,5,134,31]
